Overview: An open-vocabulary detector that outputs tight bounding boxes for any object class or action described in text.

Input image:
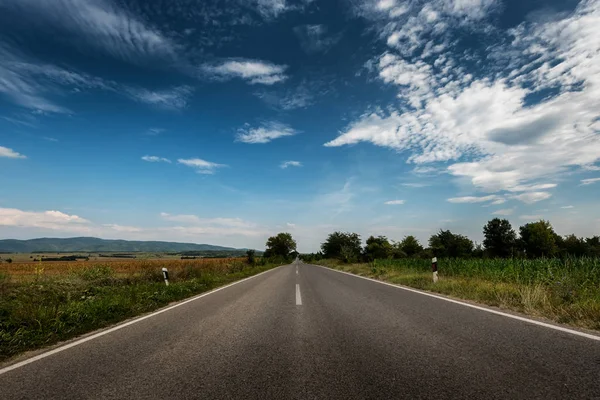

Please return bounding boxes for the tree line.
[299,219,600,263]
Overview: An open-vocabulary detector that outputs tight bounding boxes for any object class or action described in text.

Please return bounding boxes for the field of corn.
[316,257,600,331]
[0,257,278,362]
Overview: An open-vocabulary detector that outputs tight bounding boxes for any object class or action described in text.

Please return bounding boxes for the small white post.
[432,257,438,283]
[162,267,169,286]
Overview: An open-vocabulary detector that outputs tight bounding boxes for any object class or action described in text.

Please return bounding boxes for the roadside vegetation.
[301,219,600,331]
[0,257,280,362]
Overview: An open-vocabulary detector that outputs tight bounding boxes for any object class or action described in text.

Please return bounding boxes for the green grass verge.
[314,259,600,331]
[0,262,279,362]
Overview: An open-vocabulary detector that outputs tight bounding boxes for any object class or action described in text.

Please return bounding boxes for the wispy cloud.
[236,122,297,144]
[253,0,314,19]
[384,200,405,205]
[200,59,288,85]
[126,86,193,110]
[492,208,514,216]
[0,146,26,159]
[102,224,143,233]
[0,42,192,113]
[581,177,600,186]
[412,166,439,174]
[561,205,574,209]
[0,0,179,64]
[254,81,316,110]
[280,160,302,169]
[1,114,38,128]
[401,183,430,188]
[447,195,500,204]
[160,212,255,228]
[520,215,543,221]
[141,155,171,163]
[293,24,342,54]
[177,158,227,174]
[146,128,166,136]
[512,192,552,204]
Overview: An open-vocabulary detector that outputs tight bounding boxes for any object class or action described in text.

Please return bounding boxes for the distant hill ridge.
[0,237,242,253]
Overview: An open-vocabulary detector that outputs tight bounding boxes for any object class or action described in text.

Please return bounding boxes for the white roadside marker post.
[432,257,438,283]
[162,267,170,286]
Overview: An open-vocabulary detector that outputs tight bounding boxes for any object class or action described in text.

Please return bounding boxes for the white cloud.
[0,207,90,230]
[512,191,552,204]
[236,122,297,144]
[520,215,543,221]
[561,205,574,209]
[581,177,600,186]
[492,208,514,216]
[280,160,302,169]
[0,146,26,159]
[177,158,227,174]
[141,155,171,163]
[293,24,342,54]
[201,59,287,85]
[384,200,405,205]
[447,195,500,204]
[286,222,296,228]
[0,0,178,64]
[326,0,600,198]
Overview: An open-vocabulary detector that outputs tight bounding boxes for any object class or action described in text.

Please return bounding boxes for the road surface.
[2,262,599,399]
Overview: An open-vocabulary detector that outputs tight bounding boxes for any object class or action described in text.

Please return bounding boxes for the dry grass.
[0,258,245,281]
[0,257,277,361]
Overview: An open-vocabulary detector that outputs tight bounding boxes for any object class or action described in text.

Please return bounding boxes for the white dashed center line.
[296,284,302,305]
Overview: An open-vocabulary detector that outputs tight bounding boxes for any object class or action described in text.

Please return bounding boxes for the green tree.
[561,234,588,257]
[518,220,557,258]
[586,236,600,257]
[321,232,362,261]
[246,249,256,264]
[429,230,474,258]
[483,218,516,258]
[264,233,297,259]
[399,235,423,257]
[364,236,393,260]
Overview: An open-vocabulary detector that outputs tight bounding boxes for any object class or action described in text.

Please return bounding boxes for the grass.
[0,258,279,362]
[314,257,600,331]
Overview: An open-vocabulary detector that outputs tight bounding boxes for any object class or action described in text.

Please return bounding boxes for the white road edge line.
[312,264,600,342]
[0,265,286,376]
[296,284,302,305]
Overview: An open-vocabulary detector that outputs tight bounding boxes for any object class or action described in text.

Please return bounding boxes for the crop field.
[0,257,276,361]
[0,257,246,281]
[316,257,600,331]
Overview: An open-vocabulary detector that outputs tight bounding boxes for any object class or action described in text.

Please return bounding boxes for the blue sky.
[0,0,599,252]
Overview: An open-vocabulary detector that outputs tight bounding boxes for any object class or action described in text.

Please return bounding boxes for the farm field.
[313,257,600,331]
[0,257,277,361]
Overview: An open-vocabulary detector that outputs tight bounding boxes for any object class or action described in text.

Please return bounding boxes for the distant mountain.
[0,237,243,253]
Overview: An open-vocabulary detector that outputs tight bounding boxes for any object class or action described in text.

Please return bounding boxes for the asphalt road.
[2,262,600,399]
